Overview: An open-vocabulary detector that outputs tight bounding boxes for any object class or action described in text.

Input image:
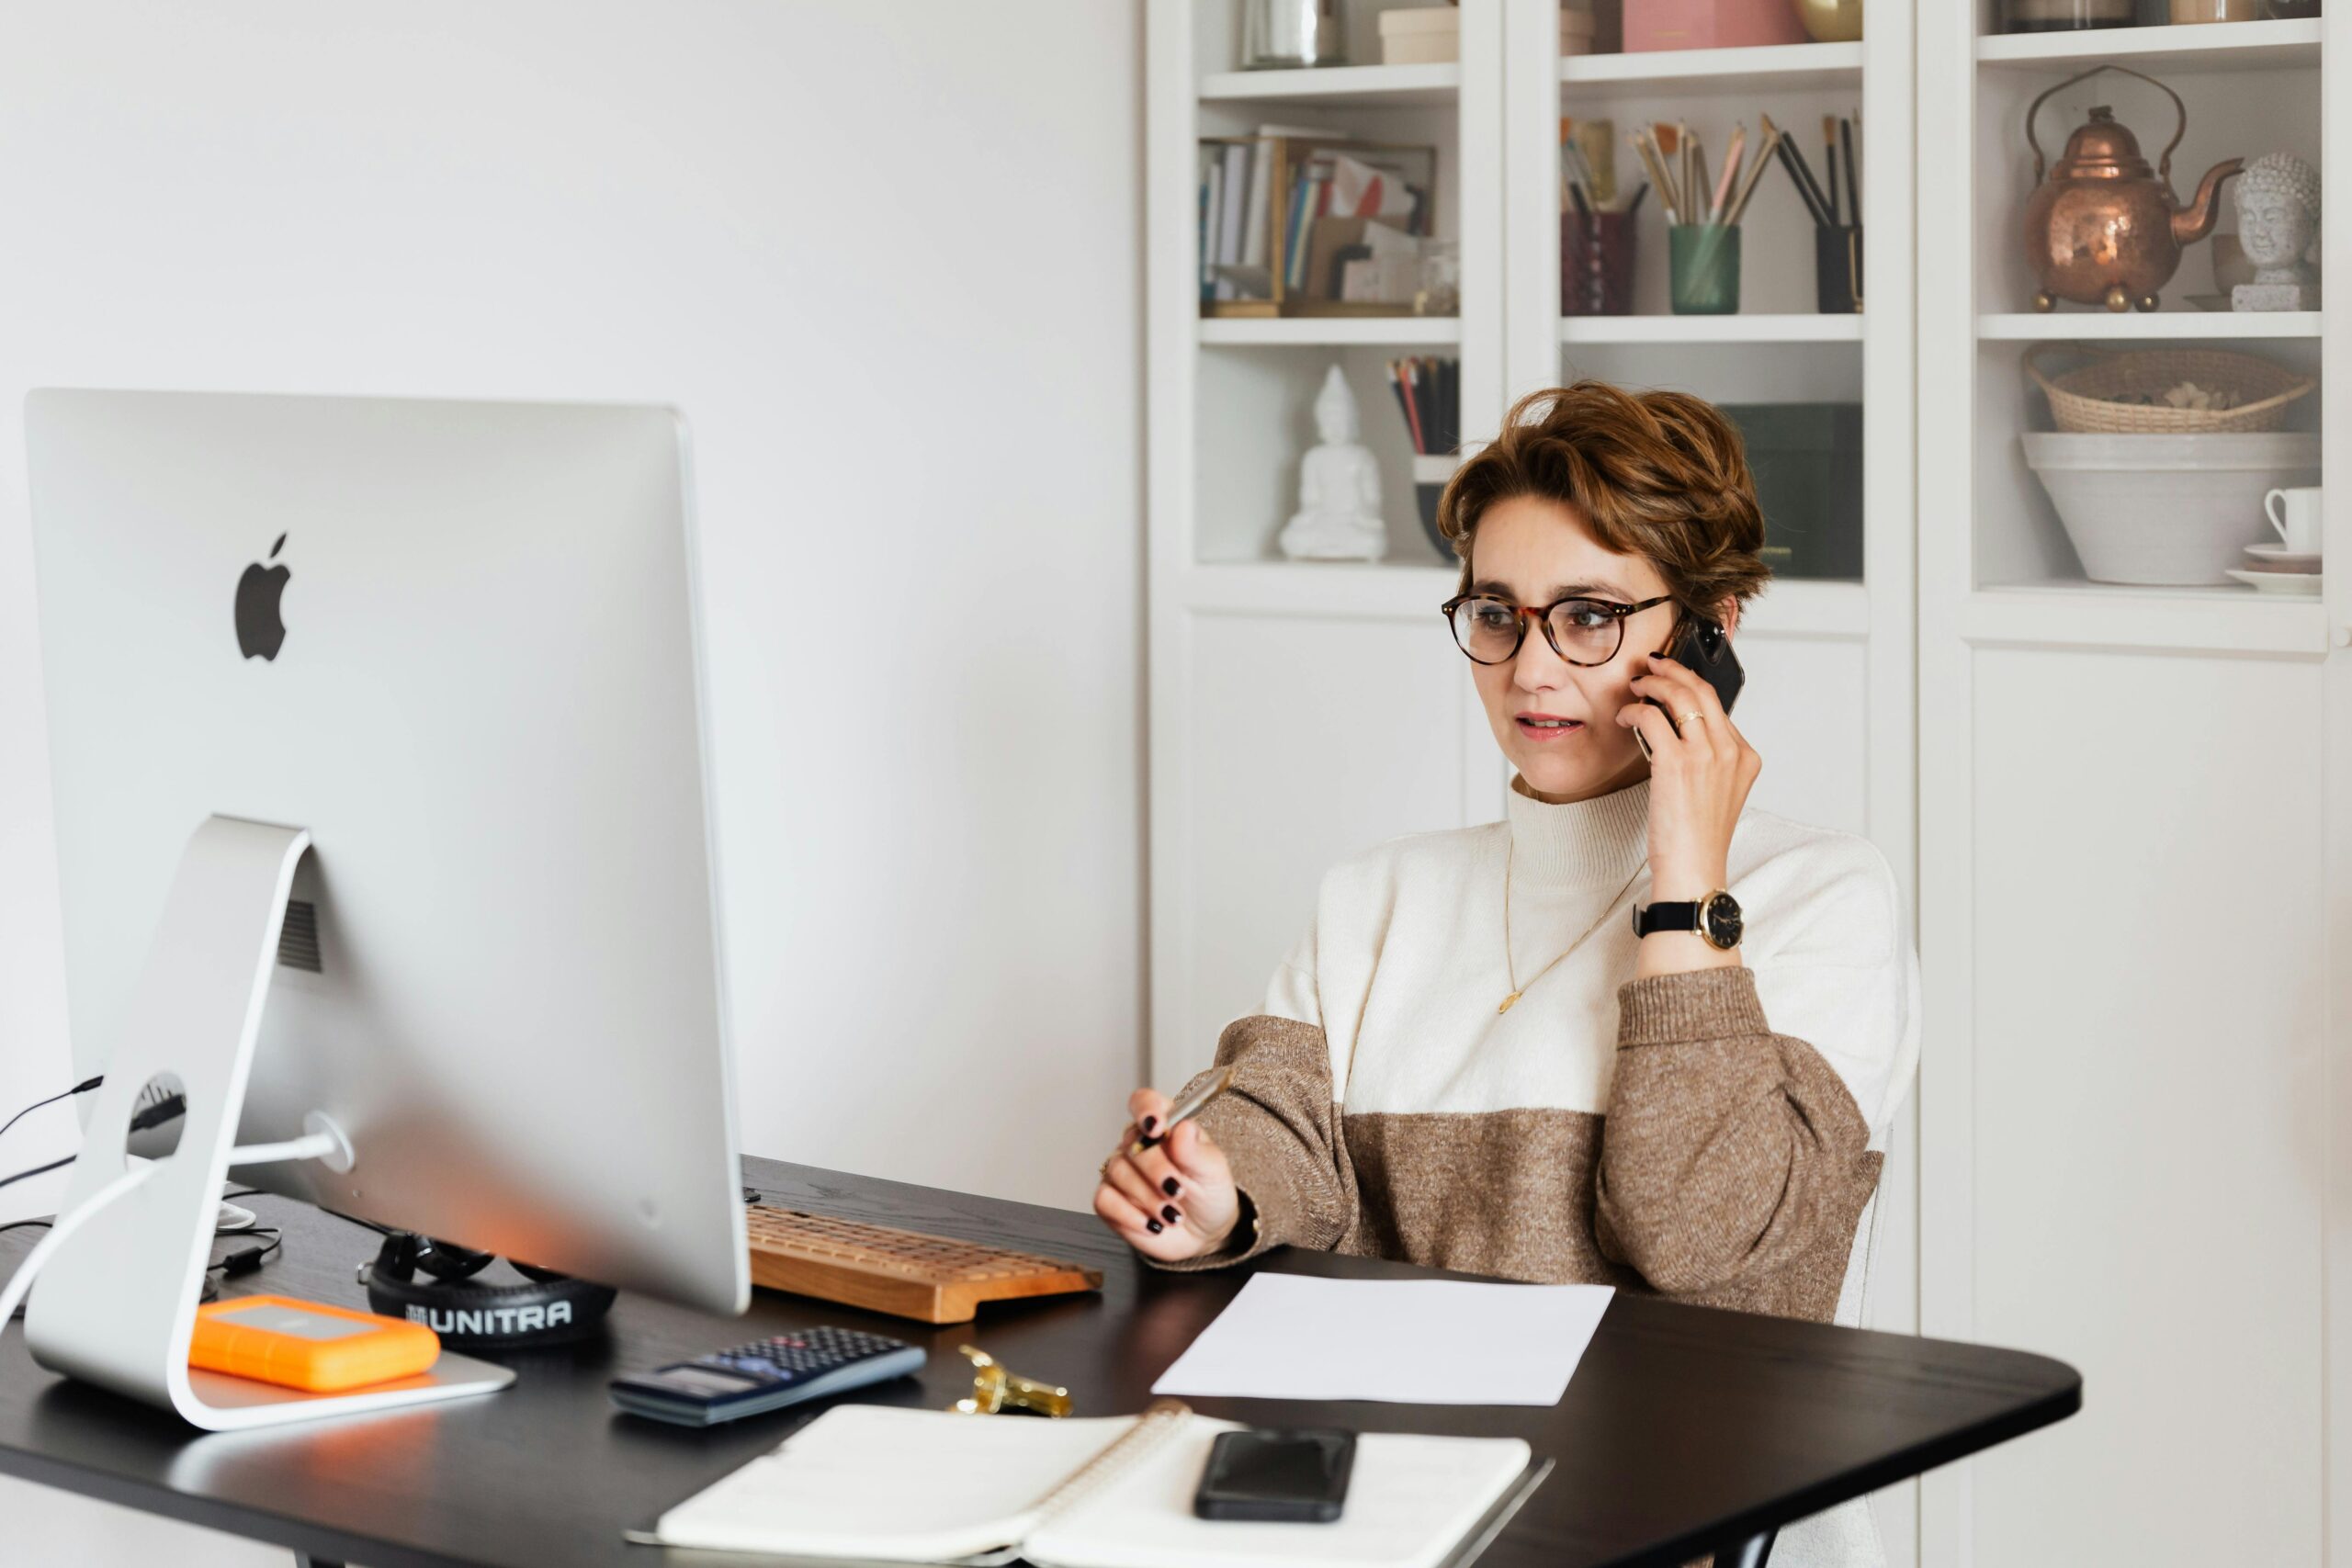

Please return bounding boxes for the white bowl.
[2021,432,2322,586]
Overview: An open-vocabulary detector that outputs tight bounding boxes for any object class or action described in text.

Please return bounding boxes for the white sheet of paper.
[1149,1274,1615,1406]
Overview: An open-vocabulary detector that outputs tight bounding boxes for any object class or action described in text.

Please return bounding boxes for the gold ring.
[1679,711,1703,727]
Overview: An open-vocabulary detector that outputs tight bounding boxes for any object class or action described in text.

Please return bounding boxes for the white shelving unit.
[1919,8,2352,1568]
[1153,6,2352,1567]
[1153,15,1921,1560]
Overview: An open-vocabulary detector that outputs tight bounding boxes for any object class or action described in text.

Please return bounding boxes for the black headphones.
[360,1232,616,1350]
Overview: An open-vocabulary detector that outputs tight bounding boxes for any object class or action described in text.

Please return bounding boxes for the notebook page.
[1027,1422,1534,1568]
[648,1405,1138,1562]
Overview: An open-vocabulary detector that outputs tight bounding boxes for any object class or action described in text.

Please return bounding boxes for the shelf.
[1961,581,2329,657]
[1978,310,2321,341]
[1181,560,1457,619]
[1198,62,1458,108]
[1180,561,1873,639]
[1199,316,1462,346]
[1561,40,1861,97]
[1976,17,2319,74]
[1562,313,1862,344]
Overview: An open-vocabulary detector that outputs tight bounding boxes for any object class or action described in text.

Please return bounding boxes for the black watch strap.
[1630,901,1703,938]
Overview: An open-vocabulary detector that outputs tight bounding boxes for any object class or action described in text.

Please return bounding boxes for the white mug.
[2265,486,2324,555]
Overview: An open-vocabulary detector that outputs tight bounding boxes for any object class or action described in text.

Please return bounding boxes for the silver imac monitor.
[25,389,749,1321]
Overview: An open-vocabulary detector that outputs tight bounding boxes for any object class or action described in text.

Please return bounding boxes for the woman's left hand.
[1617,650,1761,908]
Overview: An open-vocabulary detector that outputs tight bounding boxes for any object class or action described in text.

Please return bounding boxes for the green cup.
[1668,223,1741,315]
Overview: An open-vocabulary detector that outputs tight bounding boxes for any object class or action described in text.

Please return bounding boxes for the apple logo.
[235,532,291,661]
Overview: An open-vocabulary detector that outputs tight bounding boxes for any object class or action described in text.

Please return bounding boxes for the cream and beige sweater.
[1159,775,1921,1568]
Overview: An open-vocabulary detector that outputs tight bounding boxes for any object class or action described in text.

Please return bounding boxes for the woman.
[1093,382,1918,1567]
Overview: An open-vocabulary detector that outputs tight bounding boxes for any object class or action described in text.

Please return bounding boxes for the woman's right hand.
[1092,1087,1242,1263]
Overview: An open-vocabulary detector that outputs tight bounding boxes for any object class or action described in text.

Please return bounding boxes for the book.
[1216,142,1250,301]
[1240,136,1277,271]
[1200,155,1219,305]
[626,1398,1543,1568]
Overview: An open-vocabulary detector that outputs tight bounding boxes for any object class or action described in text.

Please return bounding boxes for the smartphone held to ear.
[1634,615,1744,759]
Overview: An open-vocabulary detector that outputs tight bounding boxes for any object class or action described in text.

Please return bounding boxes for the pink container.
[1624,0,1809,51]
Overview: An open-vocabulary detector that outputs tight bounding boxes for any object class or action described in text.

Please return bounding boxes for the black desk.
[0,1156,2077,1568]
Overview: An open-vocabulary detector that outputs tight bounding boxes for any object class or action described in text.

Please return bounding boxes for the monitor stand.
[23,816,514,1429]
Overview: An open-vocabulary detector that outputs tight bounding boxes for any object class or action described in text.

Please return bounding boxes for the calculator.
[608,1326,926,1427]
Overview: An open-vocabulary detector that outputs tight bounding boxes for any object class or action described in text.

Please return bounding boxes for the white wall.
[0,3,1143,1556]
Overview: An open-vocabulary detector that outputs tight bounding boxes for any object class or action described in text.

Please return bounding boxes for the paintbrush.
[1678,121,1693,223]
[1634,126,1680,224]
[1723,119,1779,228]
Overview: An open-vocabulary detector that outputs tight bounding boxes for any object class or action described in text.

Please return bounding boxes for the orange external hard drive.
[189,1295,441,1393]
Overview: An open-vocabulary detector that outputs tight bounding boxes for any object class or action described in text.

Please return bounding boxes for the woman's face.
[1462,494,1734,804]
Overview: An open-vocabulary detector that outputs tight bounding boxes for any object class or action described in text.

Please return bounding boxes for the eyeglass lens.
[1450,598,1628,666]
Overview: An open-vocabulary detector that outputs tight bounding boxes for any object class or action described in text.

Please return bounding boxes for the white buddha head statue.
[2233,152,2321,276]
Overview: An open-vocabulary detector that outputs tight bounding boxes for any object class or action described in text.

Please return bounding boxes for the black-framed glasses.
[1440,592,1678,667]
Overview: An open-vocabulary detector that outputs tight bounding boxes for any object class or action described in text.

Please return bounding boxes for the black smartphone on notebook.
[1193,1427,1356,1522]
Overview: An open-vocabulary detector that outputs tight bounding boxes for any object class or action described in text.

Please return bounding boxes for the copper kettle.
[2023,64,2241,313]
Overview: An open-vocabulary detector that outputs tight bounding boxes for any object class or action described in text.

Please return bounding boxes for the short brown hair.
[1437,381,1771,618]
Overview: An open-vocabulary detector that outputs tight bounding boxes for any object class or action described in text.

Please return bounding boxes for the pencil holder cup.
[1412,453,1457,562]
[1668,224,1741,315]
[1561,210,1637,316]
[1815,224,1863,313]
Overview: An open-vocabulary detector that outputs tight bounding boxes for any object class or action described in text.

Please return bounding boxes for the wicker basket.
[2026,344,2314,434]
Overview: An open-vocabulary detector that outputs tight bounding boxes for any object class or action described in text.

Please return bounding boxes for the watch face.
[1702,892,1744,949]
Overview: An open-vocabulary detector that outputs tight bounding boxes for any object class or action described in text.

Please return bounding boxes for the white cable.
[2,1127,345,1329]
[224,1132,341,1168]
[0,1162,156,1332]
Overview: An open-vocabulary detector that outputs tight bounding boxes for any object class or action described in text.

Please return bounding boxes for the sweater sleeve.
[1147,1010,1354,1272]
[1592,965,1880,1296]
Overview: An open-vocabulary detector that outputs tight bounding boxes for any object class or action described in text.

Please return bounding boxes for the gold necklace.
[1498,842,1645,1015]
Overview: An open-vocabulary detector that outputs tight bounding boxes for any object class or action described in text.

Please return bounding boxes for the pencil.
[1723,122,1778,228]
[1712,123,1744,224]
[1840,116,1860,225]
[1762,113,1830,227]
[1823,115,1842,228]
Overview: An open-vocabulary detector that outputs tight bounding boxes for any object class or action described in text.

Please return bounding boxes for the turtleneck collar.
[1505,773,1651,889]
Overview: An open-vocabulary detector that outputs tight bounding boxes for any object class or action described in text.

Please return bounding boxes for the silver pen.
[1129,1065,1235,1156]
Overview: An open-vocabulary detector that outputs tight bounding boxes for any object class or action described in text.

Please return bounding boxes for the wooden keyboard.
[743,1205,1104,1325]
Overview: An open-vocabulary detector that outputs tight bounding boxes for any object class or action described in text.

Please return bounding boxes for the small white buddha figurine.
[1279,366,1388,562]
[2231,152,2321,312]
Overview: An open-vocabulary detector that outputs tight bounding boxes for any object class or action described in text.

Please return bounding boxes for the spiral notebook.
[624,1399,1545,1568]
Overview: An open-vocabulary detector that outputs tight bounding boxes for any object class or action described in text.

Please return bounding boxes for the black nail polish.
[1137,1134,1159,1150]
[1161,1204,1179,1223]
[1162,1177,1180,1197]
[1146,1218,1163,1234]
[1141,1115,1158,1134]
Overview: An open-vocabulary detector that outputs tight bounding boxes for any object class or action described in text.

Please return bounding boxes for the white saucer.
[2245,543,2323,570]
[2227,567,2324,596]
